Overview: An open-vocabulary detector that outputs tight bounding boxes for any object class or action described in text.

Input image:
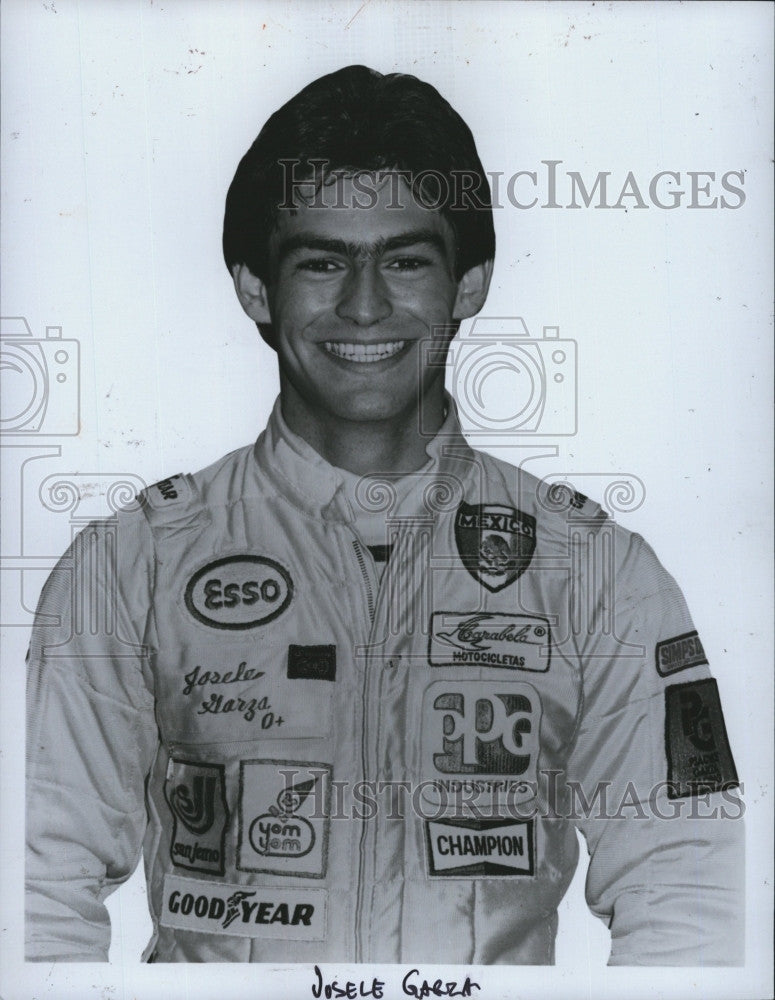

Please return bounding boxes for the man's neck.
[279,384,445,476]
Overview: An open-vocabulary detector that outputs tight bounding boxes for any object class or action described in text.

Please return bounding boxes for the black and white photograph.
[1,2,772,999]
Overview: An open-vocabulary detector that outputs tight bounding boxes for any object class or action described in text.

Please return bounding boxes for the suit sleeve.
[566,528,744,966]
[25,515,159,961]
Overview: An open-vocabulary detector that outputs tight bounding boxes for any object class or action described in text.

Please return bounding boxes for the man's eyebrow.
[276,229,450,261]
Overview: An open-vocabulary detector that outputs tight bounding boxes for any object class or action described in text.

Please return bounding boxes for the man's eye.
[386,256,431,272]
[296,258,342,273]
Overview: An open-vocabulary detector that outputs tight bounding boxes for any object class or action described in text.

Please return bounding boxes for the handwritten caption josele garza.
[311,965,482,999]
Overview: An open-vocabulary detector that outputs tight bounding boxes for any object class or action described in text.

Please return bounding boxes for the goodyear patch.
[665,678,739,799]
[160,874,326,940]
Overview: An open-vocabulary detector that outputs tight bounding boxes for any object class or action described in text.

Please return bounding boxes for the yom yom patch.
[159,874,326,940]
[665,679,739,799]
[655,630,708,676]
[425,818,535,878]
[237,760,331,877]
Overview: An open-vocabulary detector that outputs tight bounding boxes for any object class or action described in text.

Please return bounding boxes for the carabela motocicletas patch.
[454,503,536,592]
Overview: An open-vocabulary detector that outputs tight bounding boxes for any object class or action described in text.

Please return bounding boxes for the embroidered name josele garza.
[26,397,742,966]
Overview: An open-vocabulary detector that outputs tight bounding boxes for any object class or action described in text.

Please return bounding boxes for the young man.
[26,65,743,965]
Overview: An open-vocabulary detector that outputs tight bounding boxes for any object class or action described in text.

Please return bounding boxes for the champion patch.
[665,679,739,799]
[454,503,536,592]
[287,644,336,682]
[184,555,293,631]
[237,760,331,877]
[656,630,708,677]
[425,818,535,877]
[160,874,327,940]
[164,759,229,875]
[428,612,550,671]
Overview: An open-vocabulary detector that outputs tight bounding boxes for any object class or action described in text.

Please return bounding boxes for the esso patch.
[184,556,293,630]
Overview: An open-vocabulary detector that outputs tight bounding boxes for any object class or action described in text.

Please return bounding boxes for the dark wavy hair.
[223,65,495,283]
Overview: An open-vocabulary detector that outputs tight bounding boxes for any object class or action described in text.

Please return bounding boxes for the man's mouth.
[322,340,406,363]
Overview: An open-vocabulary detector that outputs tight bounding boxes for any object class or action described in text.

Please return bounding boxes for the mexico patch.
[160,874,327,940]
[164,759,229,875]
[655,630,708,677]
[428,612,550,671]
[665,679,739,799]
[454,503,536,592]
[425,818,535,877]
[237,760,331,877]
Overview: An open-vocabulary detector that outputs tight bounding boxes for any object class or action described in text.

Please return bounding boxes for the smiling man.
[26,65,743,966]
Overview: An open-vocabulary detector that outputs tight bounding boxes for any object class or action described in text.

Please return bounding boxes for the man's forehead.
[271,172,454,256]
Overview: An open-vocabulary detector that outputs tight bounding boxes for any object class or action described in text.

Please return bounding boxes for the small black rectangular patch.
[665,678,739,799]
[656,630,708,676]
[287,644,336,681]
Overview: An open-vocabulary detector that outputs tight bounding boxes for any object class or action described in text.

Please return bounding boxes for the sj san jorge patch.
[164,758,229,875]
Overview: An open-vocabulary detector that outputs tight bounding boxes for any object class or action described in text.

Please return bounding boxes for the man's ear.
[452,259,494,320]
[231,263,273,324]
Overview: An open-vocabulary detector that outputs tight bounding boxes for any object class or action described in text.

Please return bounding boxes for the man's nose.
[335,263,392,325]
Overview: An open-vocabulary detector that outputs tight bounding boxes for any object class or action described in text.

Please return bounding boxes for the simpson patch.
[665,679,739,799]
[656,630,708,677]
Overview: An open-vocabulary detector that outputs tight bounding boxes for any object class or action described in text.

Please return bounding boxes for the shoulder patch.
[656,630,708,677]
[142,474,191,510]
[665,678,739,799]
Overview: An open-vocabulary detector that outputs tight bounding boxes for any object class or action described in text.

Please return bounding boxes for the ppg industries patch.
[425,817,535,878]
[655,630,708,676]
[665,678,739,799]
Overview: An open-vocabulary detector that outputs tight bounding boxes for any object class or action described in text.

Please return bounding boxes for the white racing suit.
[26,400,743,964]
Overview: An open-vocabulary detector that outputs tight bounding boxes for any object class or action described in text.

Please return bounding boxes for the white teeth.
[323,340,406,363]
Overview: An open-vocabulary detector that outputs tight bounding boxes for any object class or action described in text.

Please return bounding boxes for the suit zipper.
[350,535,381,964]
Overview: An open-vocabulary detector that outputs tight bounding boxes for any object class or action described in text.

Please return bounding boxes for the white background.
[1,2,772,999]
